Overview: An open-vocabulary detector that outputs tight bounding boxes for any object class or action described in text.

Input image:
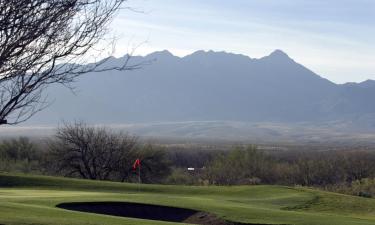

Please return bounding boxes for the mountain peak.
[146,50,175,59]
[269,49,289,58]
[259,49,294,63]
[359,79,375,88]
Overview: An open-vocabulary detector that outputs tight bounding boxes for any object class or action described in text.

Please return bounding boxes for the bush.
[166,168,196,185]
[0,137,41,173]
[132,144,172,184]
[205,145,268,185]
[358,191,372,198]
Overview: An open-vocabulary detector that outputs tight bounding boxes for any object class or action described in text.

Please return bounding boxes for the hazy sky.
[109,0,375,84]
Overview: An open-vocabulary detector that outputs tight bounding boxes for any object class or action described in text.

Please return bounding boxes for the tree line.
[0,122,171,184]
[202,146,375,186]
[2,124,375,197]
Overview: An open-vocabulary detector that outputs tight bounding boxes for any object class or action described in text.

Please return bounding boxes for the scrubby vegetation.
[181,146,375,197]
[2,124,375,198]
[0,137,42,173]
[166,145,375,198]
[202,146,375,186]
[0,123,171,184]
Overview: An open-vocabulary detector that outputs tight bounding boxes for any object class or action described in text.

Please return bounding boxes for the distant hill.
[24,49,375,131]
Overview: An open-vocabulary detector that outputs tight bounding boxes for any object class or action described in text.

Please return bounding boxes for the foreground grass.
[1,173,375,225]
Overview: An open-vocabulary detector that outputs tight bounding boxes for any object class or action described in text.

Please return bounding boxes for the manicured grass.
[1,173,375,225]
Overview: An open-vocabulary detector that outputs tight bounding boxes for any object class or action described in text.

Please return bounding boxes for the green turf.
[1,173,375,225]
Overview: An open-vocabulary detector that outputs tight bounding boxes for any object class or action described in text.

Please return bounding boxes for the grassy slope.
[1,173,375,225]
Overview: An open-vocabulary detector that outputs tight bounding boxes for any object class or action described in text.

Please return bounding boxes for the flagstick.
[138,165,141,192]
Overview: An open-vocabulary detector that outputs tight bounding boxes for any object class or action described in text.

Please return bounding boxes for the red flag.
[133,159,141,170]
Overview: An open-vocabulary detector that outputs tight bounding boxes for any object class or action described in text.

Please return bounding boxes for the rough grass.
[2,173,375,225]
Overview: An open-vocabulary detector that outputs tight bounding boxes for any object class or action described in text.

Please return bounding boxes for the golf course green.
[1,173,375,225]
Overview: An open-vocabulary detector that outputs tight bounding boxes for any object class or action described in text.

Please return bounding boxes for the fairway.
[2,173,375,225]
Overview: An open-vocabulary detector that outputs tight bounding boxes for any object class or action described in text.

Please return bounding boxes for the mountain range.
[25,49,375,126]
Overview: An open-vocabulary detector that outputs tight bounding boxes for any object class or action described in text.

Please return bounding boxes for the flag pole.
[138,164,141,192]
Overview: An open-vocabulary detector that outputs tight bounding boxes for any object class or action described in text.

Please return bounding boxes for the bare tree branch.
[0,0,140,125]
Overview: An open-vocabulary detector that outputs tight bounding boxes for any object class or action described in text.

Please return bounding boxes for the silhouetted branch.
[0,0,138,125]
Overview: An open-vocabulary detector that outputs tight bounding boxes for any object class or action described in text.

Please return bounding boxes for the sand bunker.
[56,201,253,225]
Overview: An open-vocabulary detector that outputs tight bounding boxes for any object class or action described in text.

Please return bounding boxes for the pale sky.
[108,0,375,84]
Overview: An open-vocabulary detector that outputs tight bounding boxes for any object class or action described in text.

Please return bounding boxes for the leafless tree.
[0,0,140,125]
[48,122,137,180]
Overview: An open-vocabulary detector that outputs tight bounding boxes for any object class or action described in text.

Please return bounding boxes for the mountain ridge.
[114,49,373,85]
[23,49,375,129]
